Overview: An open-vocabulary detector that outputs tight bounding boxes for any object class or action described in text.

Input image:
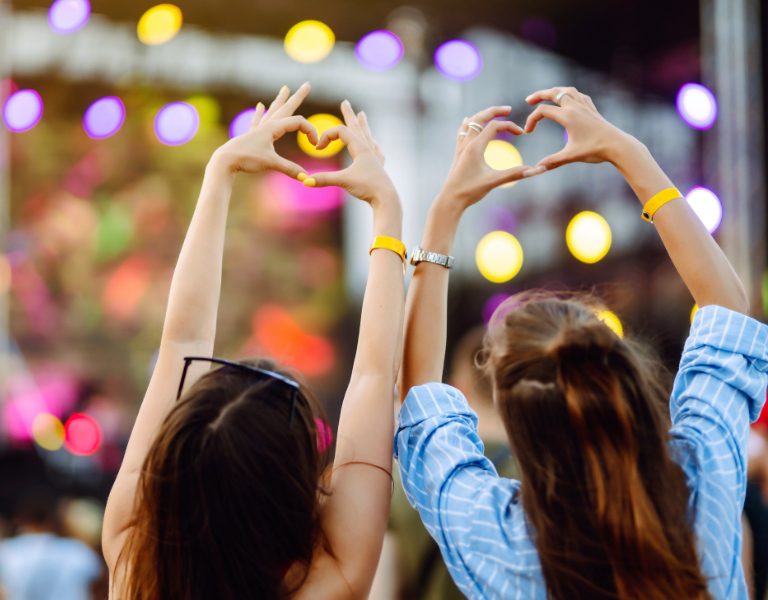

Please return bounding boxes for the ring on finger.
[467,121,484,134]
[554,91,572,106]
[458,131,469,137]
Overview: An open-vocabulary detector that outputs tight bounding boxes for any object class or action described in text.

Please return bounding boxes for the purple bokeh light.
[2,89,44,133]
[520,17,557,48]
[483,293,511,325]
[676,83,717,130]
[355,30,404,71]
[154,102,199,146]
[686,187,723,234]
[434,40,483,81]
[229,108,256,138]
[83,96,125,139]
[48,0,90,34]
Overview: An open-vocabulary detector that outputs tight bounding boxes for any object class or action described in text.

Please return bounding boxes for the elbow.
[733,281,750,315]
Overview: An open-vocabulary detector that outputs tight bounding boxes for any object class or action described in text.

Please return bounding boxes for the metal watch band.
[409,246,455,269]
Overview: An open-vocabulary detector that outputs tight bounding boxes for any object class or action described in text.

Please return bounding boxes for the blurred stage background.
[0,0,765,596]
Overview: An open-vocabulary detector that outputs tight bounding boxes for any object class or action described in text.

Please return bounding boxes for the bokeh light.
[154,102,199,146]
[83,96,125,139]
[596,309,624,338]
[3,89,44,133]
[484,140,523,188]
[186,95,220,129]
[434,40,483,81]
[32,413,65,451]
[48,0,90,34]
[676,83,717,130]
[284,20,335,64]
[483,293,511,324]
[685,187,723,234]
[137,4,183,46]
[565,211,612,264]
[355,30,404,71]
[298,114,344,158]
[64,413,103,456]
[475,231,524,283]
[690,303,699,324]
[316,418,333,453]
[229,108,256,138]
[262,170,344,214]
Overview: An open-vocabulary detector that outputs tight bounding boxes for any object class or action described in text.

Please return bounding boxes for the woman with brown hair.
[397,87,768,599]
[101,83,405,598]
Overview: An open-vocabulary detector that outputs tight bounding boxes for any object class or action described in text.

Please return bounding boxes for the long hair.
[481,292,710,599]
[115,358,331,599]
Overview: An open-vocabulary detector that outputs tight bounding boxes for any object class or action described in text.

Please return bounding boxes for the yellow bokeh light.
[0,254,10,295]
[298,114,344,158]
[32,413,65,452]
[596,309,624,338]
[690,303,699,324]
[566,211,612,264]
[284,20,335,64]
[484,140,523,188]
[137,4,183,46]
[475,231,524,283]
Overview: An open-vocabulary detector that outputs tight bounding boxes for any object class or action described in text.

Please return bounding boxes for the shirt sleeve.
[670,304,768,503]
[394,383,520,596]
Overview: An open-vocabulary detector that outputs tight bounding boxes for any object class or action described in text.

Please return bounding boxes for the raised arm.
[399,107,539,399]
[524,86,749,314]
[300,101,405,597]
[102,84,318,570]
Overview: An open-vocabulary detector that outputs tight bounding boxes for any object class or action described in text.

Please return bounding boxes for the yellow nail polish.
[280,85,289,94]
[303,177,317,187]
[297,172,308,182]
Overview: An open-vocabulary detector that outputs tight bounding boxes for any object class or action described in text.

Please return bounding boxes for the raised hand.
[212,83,318,178]
[303,100,397,207]
[439,106,540,209]
[524,86,629,170]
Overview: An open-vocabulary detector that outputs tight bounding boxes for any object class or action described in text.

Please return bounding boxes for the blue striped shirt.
[395,306,768,599]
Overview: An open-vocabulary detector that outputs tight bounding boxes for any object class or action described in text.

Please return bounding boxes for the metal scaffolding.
[701,0,766,313]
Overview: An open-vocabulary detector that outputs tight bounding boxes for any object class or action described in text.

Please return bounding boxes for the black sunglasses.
[177,356,301,423]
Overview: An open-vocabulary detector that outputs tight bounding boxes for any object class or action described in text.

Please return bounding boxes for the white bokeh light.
[686,187,723,233]
[676,83,717,130]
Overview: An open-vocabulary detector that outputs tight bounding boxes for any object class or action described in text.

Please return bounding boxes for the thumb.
[268,154,306,179]
[537,148,573,171]
[490,165,538,188]
[304,167,353,188]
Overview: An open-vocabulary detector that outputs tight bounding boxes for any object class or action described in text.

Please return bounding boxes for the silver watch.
[410,246,455,269]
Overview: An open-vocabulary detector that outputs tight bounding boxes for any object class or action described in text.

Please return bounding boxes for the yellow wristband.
[641,187,683,223]
[369,235,407,264]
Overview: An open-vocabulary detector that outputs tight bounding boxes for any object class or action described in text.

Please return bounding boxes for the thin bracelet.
[369,235,407,264]
[333,460,395,494]
[641,187,683,223]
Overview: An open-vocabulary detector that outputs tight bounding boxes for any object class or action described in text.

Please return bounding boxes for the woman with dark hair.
[102,83,405,598]
[397,87,768,599]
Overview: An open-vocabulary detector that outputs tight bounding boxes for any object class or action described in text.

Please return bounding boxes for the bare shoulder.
[291,548,358,600]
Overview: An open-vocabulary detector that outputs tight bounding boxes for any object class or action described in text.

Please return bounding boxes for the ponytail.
[484,293,710,599]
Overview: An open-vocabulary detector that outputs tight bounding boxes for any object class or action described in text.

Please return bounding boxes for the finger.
[476,119,525,144]
[525,86,579,105]
[271,116,318,145]
[524,105,566,133]
[536,148,573,171]
[357,111,377,147]
[274,82,311,118]
[339,99,357,127]
[268,154,307,179]
[304,167,353,188]
[468,105,513,127]
[267,85,290,115]
[316,125,352,150]
[249,102,266,128]
[489,165,536,187]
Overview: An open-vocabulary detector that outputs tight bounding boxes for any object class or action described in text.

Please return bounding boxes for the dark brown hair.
[116,358,330,599]
[481,292,710,599]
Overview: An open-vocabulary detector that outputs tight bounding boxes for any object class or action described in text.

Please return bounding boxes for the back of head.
[481,292,710,600]
[118,359,329,600]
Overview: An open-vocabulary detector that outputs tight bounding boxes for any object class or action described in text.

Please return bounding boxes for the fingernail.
[302,81,310,87]
[503,105,512,111]
[256,102,264,110]
[525,95,533,101]
[297,172,308,182]
[303,177,317,187]
[280,85,289,94]
[522,166,547,177]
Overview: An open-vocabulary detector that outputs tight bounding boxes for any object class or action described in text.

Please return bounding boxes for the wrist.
[372,196,403,238]
[421,199,463,255]
[206,150,238,180]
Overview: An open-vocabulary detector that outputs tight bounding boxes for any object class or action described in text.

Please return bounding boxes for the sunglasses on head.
[177,356,301,423]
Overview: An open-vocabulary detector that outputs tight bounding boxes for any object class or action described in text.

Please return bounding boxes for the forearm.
[611,137,748,313]
[399,196,463,401]
[162,157,234,344]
